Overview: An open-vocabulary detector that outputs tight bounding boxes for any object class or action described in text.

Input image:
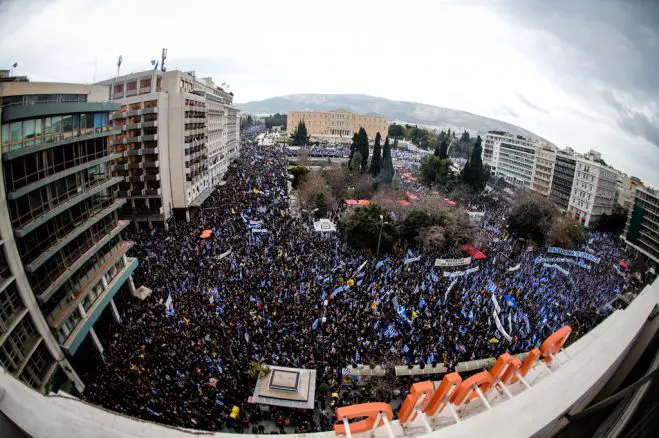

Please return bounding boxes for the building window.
[127,81,137,91]
[114,84,124,93]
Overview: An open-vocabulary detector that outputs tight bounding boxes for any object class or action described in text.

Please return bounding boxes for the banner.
[507,263,521,272]
[535,257,591,271]
[355,261,367,274]
[443,266,479,278]
[547,247,601,264]
[493,311,513,342]
[543,263,570,276]
[435,257,471,267]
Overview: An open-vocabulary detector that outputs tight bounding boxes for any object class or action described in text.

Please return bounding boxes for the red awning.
[619,260,629,269]
[460,243,487,260]
[398,200,412,206]
[345,199,359,206]
[358,200,370,206]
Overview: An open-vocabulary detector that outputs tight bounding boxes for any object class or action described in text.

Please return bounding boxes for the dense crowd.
[81,136,635,433]
[284,144,427,162]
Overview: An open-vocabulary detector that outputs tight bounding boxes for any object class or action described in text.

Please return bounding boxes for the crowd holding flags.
[79,135,639,434]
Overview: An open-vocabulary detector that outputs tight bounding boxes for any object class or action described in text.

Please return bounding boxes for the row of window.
[1,113,111,150]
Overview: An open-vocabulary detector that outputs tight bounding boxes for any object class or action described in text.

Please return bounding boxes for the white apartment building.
[483,132,556,197]
[97,70,239,227]
[531,142,557,197]
[567,152,617,227]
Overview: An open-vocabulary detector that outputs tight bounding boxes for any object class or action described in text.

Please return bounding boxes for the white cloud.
[1,0,657,183]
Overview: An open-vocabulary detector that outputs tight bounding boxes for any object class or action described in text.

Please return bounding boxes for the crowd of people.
[81,134,636,433]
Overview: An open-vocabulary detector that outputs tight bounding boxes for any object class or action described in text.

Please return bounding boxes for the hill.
[237,94,545,140]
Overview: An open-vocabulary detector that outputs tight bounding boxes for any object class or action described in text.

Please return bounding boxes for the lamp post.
[376,214,388,257]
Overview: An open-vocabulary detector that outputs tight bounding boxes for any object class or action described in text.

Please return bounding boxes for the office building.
[0,80,137,392]
[98,70,240,227]
[566,152,617,227]
[624,186,659,264]
[286,109,389,140]
[616,174,643,212]
[549,149,577,210]
[531,142,557,197]
[483,131,558,198]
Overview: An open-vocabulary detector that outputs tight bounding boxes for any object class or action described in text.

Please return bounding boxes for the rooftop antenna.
[161,48,167,72]
[10,62,18,76]
[117,55,122,77]
[151,59,159,71]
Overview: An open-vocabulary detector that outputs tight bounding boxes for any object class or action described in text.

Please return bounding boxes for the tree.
[461,135,488,191]
[289,166,309,189]
[377,136,394,184]
[507,196,556,244]
[550,217,585,248]
[393,137,398,149]
[344,204,398,253]
[438,140,449,159]
[400,210,433,241]
[357,127,369,172]
[290,121,310,146]
[460,130,470,144]
[369,133,382,177]
[350,151,363,172]
[349,132,359,163]
[420,155,443,186]
[265,113,287,129]
[299,172,337,217]
[388,123,404,140]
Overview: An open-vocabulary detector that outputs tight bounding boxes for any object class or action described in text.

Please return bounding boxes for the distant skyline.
[1,0,657,184]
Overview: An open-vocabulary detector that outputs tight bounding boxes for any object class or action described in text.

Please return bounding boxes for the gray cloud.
[491,0,659,149]
[516,94,549,114]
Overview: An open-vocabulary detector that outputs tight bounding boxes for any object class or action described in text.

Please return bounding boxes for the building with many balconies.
[566,151,618,227]
[97,70,240,227]
[0,80,137,393]
[549,148,577,210]
[624,186,659,265]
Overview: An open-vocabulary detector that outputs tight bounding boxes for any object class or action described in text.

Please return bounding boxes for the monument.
[252,365,317,409]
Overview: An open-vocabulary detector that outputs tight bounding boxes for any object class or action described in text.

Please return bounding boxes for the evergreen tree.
[369,132,382,177]
[357,127,369,172]
[350,151,363,172]
[378,136,394,184]
[349,132,358,163]
[461,135,488,190]
[438,140,448,159]
[290,121,310,146]
[460,130,470,144]
[393,137,398,149]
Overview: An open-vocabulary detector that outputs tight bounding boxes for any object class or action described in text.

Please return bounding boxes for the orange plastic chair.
[451,371,495,410]
[540,326,571,364]
[425,372,463,424]
[334,402,393,436]
[398,381,434,424]
[481,353,513,394]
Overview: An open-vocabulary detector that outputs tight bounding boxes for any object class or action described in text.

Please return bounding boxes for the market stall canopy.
[398,200,412,207]
[345,199,359,206]
[358,200,370,206]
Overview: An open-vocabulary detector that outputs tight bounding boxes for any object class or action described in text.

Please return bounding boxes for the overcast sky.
[1,0,657,184]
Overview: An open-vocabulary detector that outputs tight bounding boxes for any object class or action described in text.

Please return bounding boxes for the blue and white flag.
[165,293,174,317]
[402,344,410,353]
[342,367,351,377]
[419,295,426,309]
[312,319,319,330]
[355,350,361,363]
[427,352,434,364]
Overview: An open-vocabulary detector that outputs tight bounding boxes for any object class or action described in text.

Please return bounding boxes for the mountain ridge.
[237,93,546,140]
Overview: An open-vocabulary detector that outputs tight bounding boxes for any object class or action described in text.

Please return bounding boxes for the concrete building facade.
[98,70,240,227]
[0,80,137,393]
[483,131,537,188]
[287,109,389,140]
[566,153,617,227]
[624,186,659,265]
[531,143,557,197]
[549,150,577,210]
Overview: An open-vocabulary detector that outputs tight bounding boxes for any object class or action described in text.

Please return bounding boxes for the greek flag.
[487,282,497,293]
[402,344,410,353]
[385,324,397,338]
[427,352,434,364]
[342,367,351,377]
[311,319,318,330]
[355,350,361,363]
[419,295,426,309]
[165,294,174,317]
